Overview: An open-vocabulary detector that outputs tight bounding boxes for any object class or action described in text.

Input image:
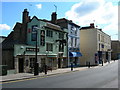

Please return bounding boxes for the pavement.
[0,60,116,83]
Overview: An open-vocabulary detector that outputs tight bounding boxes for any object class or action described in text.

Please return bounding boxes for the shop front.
[69,52,82,67]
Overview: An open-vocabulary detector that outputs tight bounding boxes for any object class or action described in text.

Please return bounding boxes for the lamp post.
[34,27,39,76]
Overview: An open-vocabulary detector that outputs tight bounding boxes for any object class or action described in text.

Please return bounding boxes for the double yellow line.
[0,71,74,84]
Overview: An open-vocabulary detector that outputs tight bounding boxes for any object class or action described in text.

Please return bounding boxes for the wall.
[27,17,67,57]
[111,41,120,60]
[14,17,68,72]
[68,24,80,49]
[80,28,97,65]
[2,50,14,69]
[97,30,111,62]
[97,30,111,52]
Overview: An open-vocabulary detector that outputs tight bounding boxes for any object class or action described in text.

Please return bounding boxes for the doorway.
[19,58,24,73]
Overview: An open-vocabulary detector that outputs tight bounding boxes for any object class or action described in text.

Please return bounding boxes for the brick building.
[2,9,67,74]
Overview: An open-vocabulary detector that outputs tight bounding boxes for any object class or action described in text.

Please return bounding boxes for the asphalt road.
[2,60,119,88]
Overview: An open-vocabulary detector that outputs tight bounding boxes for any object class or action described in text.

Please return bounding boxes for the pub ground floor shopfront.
[14,44,68,73]
[14,55,68,73]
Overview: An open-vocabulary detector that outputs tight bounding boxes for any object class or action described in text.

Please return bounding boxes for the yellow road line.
[0,70,82,84]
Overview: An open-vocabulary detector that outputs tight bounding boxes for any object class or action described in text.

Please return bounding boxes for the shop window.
[30,58,35,68]
[26,60,29,66]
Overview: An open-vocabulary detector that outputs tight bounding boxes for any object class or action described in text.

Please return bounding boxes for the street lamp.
[34,27,39,76]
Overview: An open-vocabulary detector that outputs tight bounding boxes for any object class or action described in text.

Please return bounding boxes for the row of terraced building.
[1,9,112,74]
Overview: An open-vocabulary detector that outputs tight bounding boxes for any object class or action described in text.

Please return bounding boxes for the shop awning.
[69,52,82,57]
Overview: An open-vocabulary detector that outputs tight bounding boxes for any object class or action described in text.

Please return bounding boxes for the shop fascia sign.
[26,47,39,52]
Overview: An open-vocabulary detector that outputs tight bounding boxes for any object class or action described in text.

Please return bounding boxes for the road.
[2,60,119,88]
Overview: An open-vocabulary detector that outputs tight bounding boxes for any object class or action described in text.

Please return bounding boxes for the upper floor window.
[59,33,64,39]
[75,38,77,47]
[75,29,77,35]
[46,43,53,51]
[71,26,74,34]
[46,30,53,37]
[71,37,73,47]
[59,43,64,52]
[98,34,100,41]
[31,25,38,41]
[99,43,101,51]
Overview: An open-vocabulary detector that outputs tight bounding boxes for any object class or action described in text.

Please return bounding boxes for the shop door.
[19,58,24,73]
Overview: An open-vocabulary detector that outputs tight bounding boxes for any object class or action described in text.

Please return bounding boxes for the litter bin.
[0,65,7,76]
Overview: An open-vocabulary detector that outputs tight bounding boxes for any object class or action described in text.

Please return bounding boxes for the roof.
[0,36,6,38]
[81,26,111,37]
[57,18,80,28]
[112,40,120,42]
[2,31,14,50]
[42,19,52,23]
[2,22,25,50]
[45,22,66,32]
[81,26,94,29]
[13,22,22,30]
[30,16,66,32]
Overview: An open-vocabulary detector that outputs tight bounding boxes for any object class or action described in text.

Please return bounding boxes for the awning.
[69,52,82,57]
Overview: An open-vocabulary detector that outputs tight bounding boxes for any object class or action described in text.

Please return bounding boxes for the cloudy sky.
[1,0,119,40]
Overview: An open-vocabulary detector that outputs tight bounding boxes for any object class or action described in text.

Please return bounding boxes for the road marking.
[0,67,94,85]
[0,76,47,84]
[0,71,77,84]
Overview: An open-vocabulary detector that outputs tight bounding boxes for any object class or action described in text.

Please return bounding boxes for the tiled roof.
[57,18,80,27]
[45,22,66,33]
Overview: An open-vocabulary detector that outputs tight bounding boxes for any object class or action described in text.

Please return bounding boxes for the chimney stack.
[90,23,95,28]
[51,12,57,24]
[22,9,29,23]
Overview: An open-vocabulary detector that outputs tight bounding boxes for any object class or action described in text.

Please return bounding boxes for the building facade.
[80,23,111,66]
[111,40,120,60]
[0,36,6,65]
[57,18,82,67]
[2,9,68,74]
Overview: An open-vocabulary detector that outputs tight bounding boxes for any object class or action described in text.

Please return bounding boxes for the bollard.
[88,62,90,68]
[102,61,103,66]
[71,63,73,71]
[45,64,47,74]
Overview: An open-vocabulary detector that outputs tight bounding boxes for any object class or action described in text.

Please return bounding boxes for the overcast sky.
[1,0,119,40]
